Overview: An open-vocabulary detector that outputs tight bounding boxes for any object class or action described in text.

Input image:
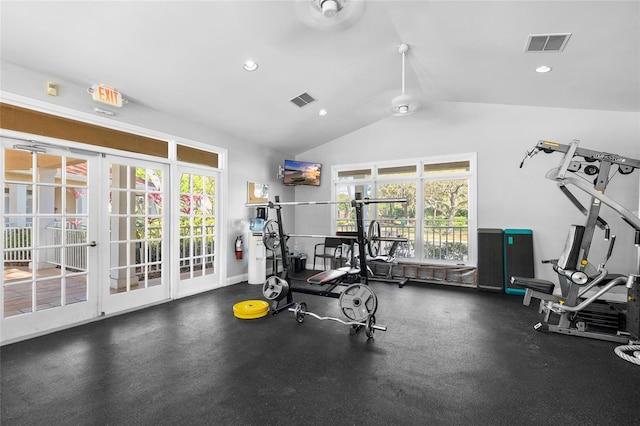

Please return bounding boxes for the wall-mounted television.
[283,159,322,186]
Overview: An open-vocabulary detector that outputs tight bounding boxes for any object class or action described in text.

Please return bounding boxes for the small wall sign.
[88,84,124,107]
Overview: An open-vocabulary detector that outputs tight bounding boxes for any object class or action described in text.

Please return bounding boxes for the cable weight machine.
[515,140,640,350]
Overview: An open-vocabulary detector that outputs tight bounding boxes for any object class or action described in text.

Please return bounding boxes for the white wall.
[3,61,638,284]
[295,101,640,282]
[0,61,294,283]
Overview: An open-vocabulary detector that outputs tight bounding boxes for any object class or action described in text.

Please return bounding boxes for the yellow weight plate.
[233,300,270,319]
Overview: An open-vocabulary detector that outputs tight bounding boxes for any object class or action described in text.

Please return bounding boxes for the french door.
[176,166,219,297]
[2,141,99,341]
[2,136,218,343]
[100,155,169,314]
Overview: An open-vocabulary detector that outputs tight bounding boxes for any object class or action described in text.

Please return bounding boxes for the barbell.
[246,197,407,208]
[261,279,377,323]
[286,283,386,338]
[261,219,407,257]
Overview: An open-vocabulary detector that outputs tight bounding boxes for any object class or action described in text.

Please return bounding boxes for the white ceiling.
[1,1,639,155]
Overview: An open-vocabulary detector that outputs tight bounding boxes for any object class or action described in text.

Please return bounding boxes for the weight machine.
[514,140,640,348]
[256,194,407,338]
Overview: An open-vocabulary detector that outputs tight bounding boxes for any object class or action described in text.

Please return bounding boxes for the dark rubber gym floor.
[1,277,638,425]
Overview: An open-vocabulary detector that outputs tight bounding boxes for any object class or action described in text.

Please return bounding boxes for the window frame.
[332,153,477,266]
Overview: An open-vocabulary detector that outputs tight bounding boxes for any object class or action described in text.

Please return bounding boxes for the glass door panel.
[177,168,218,297]
[102,156,168,314]
[2,142,97,342]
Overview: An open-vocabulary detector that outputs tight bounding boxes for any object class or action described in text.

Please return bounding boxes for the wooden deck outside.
[4,266,162,318]
[4,266,88,317]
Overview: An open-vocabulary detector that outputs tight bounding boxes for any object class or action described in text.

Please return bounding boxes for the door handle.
[89,241,97,247]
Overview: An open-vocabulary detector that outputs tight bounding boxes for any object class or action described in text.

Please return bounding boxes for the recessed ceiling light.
[536,65,552,73]
[243,60,258,72]
[318,109,328,116]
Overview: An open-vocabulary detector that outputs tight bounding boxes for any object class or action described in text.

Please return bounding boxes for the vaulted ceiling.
[1,1,638,155]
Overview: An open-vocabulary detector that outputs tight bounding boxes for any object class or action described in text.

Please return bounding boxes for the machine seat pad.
[511,277,555,294]
[336,266,361,274]
[307,269,348,285]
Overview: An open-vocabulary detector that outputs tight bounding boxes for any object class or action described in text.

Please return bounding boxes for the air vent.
[290,92,316,107]
[525,33,571,52]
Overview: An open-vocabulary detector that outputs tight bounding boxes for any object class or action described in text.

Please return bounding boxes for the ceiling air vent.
[290,92,316,107]
[525,33,571,52]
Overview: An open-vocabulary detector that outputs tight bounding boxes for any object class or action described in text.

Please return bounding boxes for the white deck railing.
[46,226,88,271]
[5,225,215,272]
[4,227,32,262]
[337,223,469,261]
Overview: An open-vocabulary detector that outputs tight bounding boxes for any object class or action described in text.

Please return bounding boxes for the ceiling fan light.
[297,0,365,31]
[321,0,338,18]
[391,94,420,116]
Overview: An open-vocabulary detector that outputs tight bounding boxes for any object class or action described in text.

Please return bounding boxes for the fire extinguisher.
[235,236,243,260]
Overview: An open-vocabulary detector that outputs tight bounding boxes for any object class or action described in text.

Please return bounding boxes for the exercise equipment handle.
[551,275,628,313]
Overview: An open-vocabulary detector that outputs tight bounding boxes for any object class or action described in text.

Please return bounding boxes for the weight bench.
[307,267,360,285]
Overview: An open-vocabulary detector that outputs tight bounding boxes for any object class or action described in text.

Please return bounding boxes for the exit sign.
[90,84,124,107]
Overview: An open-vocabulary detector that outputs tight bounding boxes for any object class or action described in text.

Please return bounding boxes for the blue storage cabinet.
[503,229,534,295]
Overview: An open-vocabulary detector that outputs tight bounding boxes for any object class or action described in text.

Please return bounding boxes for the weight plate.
[262,275,289,301]
[233,300,270,319]
[367,220,381,258]
[295,302,307,323]
[366,315,376,338]
[339,284,378,322]
[262,219,281,251]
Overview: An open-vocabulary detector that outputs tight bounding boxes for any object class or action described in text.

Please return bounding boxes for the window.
[376,182,417,258]
[336,182,372,232]
[423,178,468,261]
[337,169,371,181]
[378,165,417,178]
[333,154,476,265]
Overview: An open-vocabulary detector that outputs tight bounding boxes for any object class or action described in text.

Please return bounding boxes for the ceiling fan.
[295,0,366,31]
[390,43,421,116]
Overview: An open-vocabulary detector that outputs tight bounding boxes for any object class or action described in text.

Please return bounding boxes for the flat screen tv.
[283,159,322,186]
